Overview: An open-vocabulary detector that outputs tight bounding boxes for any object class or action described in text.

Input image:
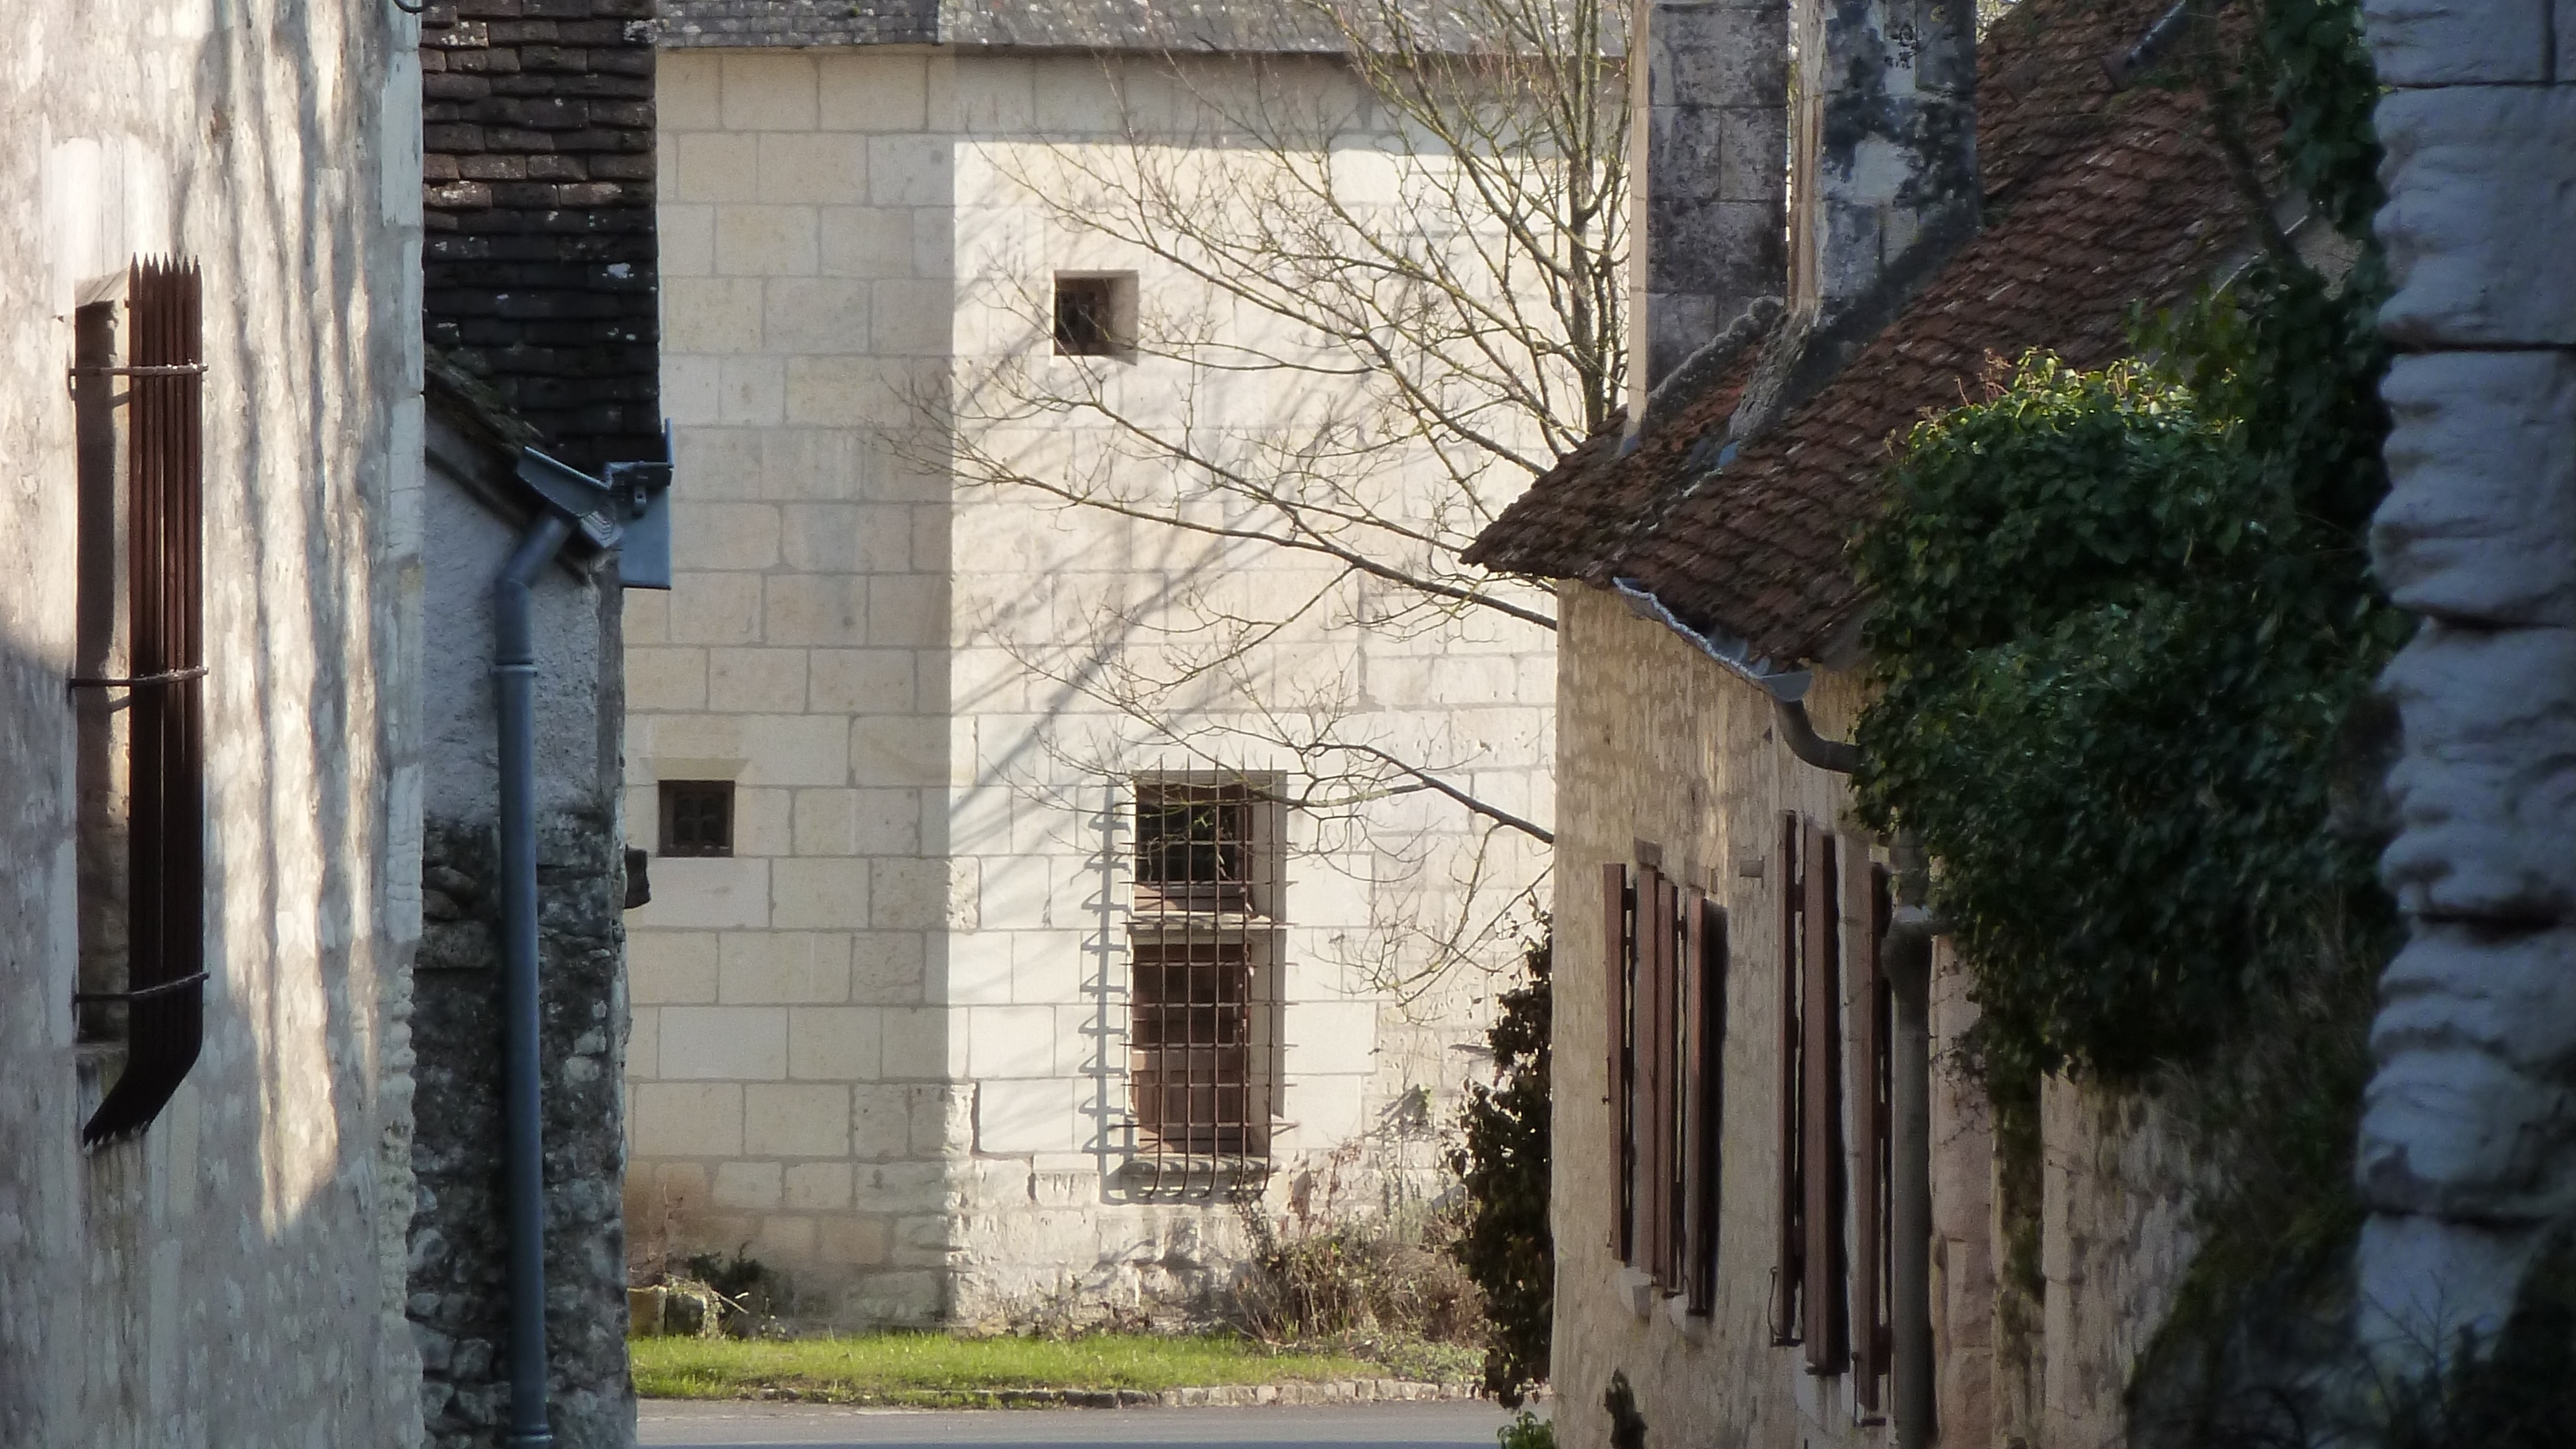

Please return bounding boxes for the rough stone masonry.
[2354,0,2576,1368]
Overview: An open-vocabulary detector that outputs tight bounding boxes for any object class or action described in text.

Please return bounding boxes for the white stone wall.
[631,45,1555,1323]
[0,1,426,1443]
[2353,0,2576,1364]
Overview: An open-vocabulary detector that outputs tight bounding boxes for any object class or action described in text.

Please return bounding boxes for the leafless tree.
[909,0,1625,993]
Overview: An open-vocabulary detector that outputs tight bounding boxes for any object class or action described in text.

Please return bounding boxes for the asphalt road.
[638,1400,1517,1449]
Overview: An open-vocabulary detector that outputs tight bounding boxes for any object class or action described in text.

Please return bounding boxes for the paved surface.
[639,1400,1517,1448]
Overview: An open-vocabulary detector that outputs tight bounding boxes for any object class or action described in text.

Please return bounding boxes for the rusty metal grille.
[75,258,208,1148]
[1127,779,1275,1183]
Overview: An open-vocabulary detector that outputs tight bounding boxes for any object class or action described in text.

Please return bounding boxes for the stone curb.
[738,1378,1486,1408]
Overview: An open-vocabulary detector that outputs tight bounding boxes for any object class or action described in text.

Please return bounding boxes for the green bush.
[1497,1409,1557,1449]
[1448,930,1553,1404]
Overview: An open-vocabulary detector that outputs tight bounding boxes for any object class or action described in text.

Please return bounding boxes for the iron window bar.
[75,972,208,1005]
[78,257,208,1149]
[68,663,208,691]
[1128,779,1276,1191]
[68,363,210,378]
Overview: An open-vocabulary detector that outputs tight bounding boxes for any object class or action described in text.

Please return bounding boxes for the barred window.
[1127,777,1279,1181]
[70,257,209,1147]
[658,779,734,858]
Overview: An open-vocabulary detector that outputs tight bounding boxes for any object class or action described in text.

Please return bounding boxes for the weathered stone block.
[976,1077,1078,1154]
[708,647,807,715]
[632,1082,744,1156]
[662,276,766,354]
[968,1004,1061,1078]
[667,130,761,204]
[660,1006,788,1080]
[771,857,873,929]
[810,651,917,719]
[817,206,921,280]
[820,53,930,132]
[714,204,819,277]
[764,573,870,647]
[789,1006,884,1080]
[630,929,718,1004]
[712,1160,784,1210]
[2361,0,2551,84]
[2375,349,2576,626]
[721,930,851,1004]
[720,52,819,130]
[2376,87,2576,346]
[763,278,874,355]
[2380,624,2576,920]
[746,1082,853,1156]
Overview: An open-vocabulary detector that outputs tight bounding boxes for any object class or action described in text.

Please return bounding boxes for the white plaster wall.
[0,0,426,1443]
[634,45,1555,1324]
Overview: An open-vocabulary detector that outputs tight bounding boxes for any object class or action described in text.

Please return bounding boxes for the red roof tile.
[1467,0,2256,662]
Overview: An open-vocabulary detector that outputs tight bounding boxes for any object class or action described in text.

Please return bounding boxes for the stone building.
[1466,0,2304,1443]
[2351,0,2576,1373]
[406,370,642,1449]
[620,2,1558,1325]
[407,1,664,1440]
[0,0,426,1443]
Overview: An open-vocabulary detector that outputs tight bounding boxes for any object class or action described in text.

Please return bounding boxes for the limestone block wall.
[625,45,968,1326]
[627,44,1554,1326]
[2353,0,2576,1359]
[0,1,426,1443]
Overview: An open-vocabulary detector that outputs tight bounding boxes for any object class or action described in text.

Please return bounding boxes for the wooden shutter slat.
[1604,861,1631,1264]
[1639,865,1669,1288]
[1656,872,1682,1291]
[1849,845,1886,1405]
[1771,814,1802,1344]
[1801,821,1849,1374]
[1685,890,1725,1315]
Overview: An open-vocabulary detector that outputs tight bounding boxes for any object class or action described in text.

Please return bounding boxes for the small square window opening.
[658,780,734,857]
[1053,274,1135,358]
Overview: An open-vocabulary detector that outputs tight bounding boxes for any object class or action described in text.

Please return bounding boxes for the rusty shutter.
[1800,820,1849,1374]
[1849,846,1890,1404]
[1685,889,1726,1315]
[1771,814,1803,1344]
[1604,860,1631,1264]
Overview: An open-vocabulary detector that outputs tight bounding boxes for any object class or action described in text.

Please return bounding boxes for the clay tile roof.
[1467,0,2256,663]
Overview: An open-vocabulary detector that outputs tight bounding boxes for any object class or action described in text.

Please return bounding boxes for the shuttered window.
[70,258,208,1147]
[1851,861,1895,1408]
[1775,814,1851,1372]
[1607,855,1728,1311]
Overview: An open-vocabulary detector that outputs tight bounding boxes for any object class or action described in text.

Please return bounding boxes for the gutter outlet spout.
[495,511,573,1449]
[1775,697,1862,775]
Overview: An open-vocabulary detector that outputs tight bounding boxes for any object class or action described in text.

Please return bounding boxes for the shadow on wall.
[3,2,419,1439]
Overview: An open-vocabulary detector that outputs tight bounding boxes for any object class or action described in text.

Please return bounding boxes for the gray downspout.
[1771,696,1936,1449]
[1884,843,1940,1449]
[495,511,573,1449]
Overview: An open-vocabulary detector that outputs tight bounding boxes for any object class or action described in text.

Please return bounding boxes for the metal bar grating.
[83,257,208,1148]
[1128,779,1274,1188]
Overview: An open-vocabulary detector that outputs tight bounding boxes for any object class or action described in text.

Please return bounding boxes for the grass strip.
[633,1332,1387,1404]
